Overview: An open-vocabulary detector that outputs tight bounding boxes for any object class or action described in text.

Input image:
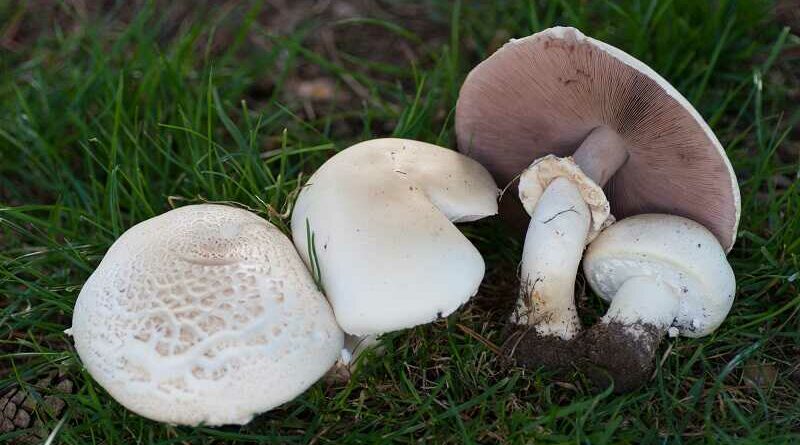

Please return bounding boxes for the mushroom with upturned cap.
[70,205,343,426]
[291,138,499,375]
[455,26,740,365]
[513,155,613,341]
[581,214,736,392]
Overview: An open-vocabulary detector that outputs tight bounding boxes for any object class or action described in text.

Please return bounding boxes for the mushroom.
[514,155,612,341]
[455,26,739,363]
[324,334,381,383]
[70,204,343,426]
[291,138,498,366]
[581,214,736,392]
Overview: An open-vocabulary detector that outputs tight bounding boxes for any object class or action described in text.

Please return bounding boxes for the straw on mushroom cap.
[291,138,498,368]
[70,205,343,426]
[455,26,740,370]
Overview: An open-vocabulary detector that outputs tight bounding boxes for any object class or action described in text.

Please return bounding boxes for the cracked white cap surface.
[71,204,343,426]
[291,138,499,335]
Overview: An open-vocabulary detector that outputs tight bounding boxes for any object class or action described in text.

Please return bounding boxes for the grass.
[1,0,798,443]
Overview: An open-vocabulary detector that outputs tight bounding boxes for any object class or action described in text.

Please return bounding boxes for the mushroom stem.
[515,176,591,339]
[572,126,629,187]
[340,334,380,366]
[602,277,680,330]
[326,334,381,383]
[512,126,628,340]
[583,276,679,392]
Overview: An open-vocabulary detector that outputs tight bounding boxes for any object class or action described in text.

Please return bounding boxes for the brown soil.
[581,321,663,393]
[323,362,353,385]
[506,321,664,393]
[775,0,800,34]
[503,325,584,372]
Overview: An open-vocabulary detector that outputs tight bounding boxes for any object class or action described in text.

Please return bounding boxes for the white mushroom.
[581,214,736,391]
[324,334,381,383]
[456,27,741,366]
[70,204,343,426]
[291,138,498,363]
[515,155,612,339]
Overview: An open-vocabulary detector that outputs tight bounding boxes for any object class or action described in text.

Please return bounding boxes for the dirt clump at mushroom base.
[581,321,663,393]
[503,321,662,393]
[504,326,584,372]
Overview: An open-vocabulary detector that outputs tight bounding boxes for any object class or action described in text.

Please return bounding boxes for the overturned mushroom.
[455,26,740,365]
[581,214,736,392]
[291,138,499,368]
[70,205,343,426]
[515,155,612,341]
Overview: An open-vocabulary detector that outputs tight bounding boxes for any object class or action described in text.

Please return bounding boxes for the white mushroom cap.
[291,138,499,335]
[518,155,613,242]
[583,214,735,337]
[71,204,343,426]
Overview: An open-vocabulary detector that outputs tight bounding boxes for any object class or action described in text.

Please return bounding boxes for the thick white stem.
[515,177,591,339]
[572,126,629,187]
[514,127,628,340]
[602,276,680,331]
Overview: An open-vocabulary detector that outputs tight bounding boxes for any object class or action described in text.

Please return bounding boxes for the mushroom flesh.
[70,204,343,425]
[291,138,499,371]
[581,214,736,391]
[455,26,740,368]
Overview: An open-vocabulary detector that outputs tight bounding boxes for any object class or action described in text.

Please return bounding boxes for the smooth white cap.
[291,138,499,335]
[583,214,736,337]
[71,205,343,426]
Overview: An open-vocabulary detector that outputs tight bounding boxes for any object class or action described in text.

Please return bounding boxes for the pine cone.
[0,370,73,439]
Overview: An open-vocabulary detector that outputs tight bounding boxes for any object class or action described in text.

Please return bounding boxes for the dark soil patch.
[506,321,664,393]
[581,321,663,393]
[775,0,800,35]
[504,325,584,372]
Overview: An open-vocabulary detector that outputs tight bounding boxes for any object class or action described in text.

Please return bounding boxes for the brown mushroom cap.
[455,26,740,251]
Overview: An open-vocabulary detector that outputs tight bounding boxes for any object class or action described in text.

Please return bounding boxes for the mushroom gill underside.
[455,27,740,393]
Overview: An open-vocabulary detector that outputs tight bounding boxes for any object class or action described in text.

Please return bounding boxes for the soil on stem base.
[505,322,663,393]
[504,326,585,372]
[581,321,663,393]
